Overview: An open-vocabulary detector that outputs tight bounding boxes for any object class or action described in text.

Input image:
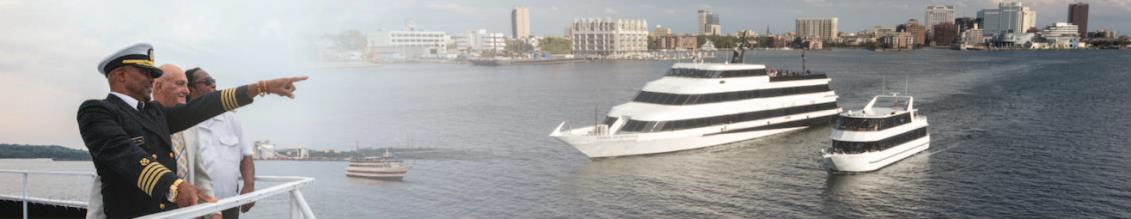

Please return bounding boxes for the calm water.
[5,49,1131,218]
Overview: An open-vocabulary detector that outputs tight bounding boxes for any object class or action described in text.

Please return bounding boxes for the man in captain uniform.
[76,43,307,218]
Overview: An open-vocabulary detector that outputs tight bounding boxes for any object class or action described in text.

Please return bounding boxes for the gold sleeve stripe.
[229,88,239,109]
[222,88,237,111]
[220,89,230,111]
[142,166,171,195]
[137,163,160,192]
[226,88,236,110]
[144,168,171,195]
[137,163,172,196]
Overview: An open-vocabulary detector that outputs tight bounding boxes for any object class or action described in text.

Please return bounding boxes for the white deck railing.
[1,169,315,219]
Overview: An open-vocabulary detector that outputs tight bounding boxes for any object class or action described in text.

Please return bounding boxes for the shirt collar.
[109,92,142,111]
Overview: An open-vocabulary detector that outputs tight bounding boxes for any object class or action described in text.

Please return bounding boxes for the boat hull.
[554,110,838,158]
[346,165,408,180]
[823,135,930,172]
[556,125,817,158]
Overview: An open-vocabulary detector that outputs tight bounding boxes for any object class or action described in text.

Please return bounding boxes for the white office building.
[925,5,955,30]
[978,1,1036,36]
[570,18,649,58]
[796,17,839,41]
[367,26,451,59]
[1038,22,1081,49]
[456,29,506,55]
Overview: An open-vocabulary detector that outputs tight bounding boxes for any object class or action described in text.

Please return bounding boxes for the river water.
[4,49,1131,218]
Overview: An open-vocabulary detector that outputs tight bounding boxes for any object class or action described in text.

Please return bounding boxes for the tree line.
[0,144,91,161]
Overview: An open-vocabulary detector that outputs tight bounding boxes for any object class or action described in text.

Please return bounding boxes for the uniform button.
[152,154,157,159]
[169,152,174,158]
[160,203,165,209]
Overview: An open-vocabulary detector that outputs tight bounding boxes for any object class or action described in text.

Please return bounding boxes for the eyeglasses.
[192,77,215,86]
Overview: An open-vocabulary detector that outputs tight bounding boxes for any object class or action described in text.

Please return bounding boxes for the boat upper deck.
[840,95,913,118]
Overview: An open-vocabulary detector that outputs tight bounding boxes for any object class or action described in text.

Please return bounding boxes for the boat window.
[830,127,928,154]
[834,113,912,131]
[632,84,830,105]
[602,117,617,126]
[719,69,768,77]
[619,102,838,133]
[666,68,767,78]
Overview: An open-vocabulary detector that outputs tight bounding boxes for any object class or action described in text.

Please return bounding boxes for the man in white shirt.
[184,67,256,219]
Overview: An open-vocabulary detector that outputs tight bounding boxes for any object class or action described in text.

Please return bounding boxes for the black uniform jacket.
[77,86,252,218]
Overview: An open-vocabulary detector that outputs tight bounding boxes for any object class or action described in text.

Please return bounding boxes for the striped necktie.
[172,133,189,178]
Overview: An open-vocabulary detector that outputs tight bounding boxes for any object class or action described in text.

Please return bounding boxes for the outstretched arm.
[164,76,309,133]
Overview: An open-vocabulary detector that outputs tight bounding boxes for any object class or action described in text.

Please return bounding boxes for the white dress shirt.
[193,111,252,200]
[109,92,141,110]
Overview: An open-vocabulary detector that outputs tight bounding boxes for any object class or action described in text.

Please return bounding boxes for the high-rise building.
[698,10,708,34]
[698,10,721,35]
[650,25,672,37]
[955,17,978,34]
[1068,3,1089,38]
[925,5,955,31]
[570,18,649,58]
[1039,22,1080,49]
[511,6,530,39]
[897,19,927,47]
[978,1,1036,36]
[795,17,839,41]
[932,22,958,46]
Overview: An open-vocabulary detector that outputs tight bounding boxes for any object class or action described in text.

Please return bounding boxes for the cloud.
[426,2,476,14]
[0,0,19,7]
[603,7,618,15]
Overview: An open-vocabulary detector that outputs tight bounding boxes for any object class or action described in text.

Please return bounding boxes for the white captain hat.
[97,43,162,78]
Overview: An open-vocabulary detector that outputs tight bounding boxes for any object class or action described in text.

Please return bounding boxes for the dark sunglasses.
[192,77,216,86]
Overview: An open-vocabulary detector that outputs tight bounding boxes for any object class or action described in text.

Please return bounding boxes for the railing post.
[291,190,315,219]
[22,172,29,219]
[289,191,296,219]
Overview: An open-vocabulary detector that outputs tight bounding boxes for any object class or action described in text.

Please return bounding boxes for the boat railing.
[1,169,316,219]
[0,169,95,219]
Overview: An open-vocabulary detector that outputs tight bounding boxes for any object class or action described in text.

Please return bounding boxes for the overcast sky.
[1,0,1128,149]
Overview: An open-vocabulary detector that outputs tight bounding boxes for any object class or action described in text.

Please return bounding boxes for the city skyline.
[339,0,1131,36]
[1,0,1130,150]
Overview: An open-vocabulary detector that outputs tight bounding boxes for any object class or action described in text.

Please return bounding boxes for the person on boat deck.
[76,43,307,218]
[155,64,230,219]
[184,67,257,219]
[86,64,193,219]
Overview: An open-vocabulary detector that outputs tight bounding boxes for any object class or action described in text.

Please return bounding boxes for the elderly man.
[153,64,197,180]
[156,64,230,219]
[76,43,307,218]
[184,67,257,219]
